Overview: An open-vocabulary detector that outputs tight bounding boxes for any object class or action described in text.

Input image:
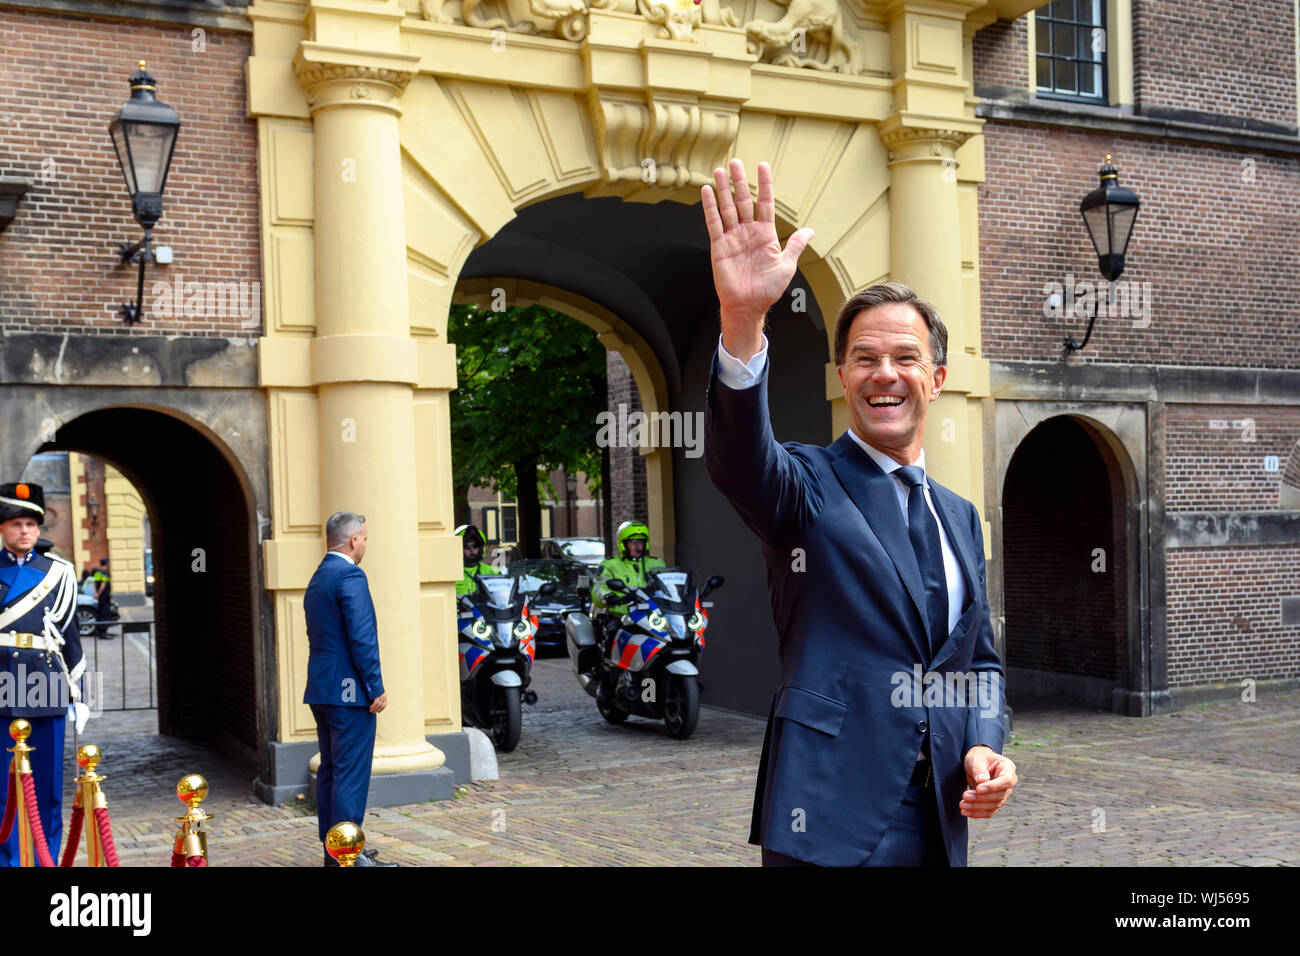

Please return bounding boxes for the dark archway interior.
[1002,415,1129,705]
[461,192,831,716]
[43,408,258,753]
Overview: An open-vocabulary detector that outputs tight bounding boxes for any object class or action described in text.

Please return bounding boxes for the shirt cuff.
[715,333,769,390]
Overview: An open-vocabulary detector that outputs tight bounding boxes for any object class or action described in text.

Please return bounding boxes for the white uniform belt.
[0,631,44,649]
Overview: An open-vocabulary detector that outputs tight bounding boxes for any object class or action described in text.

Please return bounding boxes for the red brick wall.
[1165,405,1300,511]
[1163,405,1300,687]
[976,123,1300,367]
[1165,547,1300,685]
[606,350,647,536]
[0,8,260,335]
[972,15,1027,90]
[1134,0,1297,128]
[78,455,109,576]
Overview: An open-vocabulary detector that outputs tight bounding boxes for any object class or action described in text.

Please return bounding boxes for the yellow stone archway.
[246,0,1040,796]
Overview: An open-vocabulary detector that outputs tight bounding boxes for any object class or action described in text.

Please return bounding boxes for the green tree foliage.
[449,302,606,557]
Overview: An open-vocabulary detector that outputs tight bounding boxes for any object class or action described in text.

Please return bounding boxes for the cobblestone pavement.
[53,638,1300,866]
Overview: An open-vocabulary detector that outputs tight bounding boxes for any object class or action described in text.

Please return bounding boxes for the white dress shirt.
[327,550,355,565]
[715,333,967,635]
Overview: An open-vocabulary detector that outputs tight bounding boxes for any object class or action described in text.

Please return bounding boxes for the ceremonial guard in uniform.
[0,481,86,866]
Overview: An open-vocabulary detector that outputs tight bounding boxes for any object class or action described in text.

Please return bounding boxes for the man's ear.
[930,364,947,399]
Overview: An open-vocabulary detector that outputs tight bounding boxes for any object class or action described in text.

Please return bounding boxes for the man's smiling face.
[835,301,946,466]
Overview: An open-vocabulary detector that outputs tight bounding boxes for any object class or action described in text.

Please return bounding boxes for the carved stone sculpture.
[744,0,858,72]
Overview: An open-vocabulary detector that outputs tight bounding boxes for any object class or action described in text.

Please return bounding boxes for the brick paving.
[49,636,1300,866]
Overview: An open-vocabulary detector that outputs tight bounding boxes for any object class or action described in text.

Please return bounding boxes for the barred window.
[1035,0,1107,103]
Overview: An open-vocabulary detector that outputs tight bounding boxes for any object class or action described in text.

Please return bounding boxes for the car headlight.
[647,610,667,632]
[687,610,705,632]
[513,619,531,639]
[471,618,492,640]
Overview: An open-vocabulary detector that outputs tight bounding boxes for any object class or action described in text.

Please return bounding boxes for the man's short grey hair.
[326,511,366,548]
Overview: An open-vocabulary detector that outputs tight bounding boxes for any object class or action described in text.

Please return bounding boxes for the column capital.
[293,42,422,114]
[877,113,982,165]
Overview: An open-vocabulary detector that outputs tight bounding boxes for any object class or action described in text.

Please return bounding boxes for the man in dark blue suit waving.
[304,511,396,867]
[701,159,1017,866]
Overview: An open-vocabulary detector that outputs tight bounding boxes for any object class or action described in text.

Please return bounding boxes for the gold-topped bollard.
[325,821,365,867]
[75,745,109,866]
[7,720,36,867]
[173,773,213,864]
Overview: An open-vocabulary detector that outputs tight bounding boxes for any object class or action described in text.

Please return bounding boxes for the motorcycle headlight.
[687,610,705,632]
[513,619,531,639]
[471,618,492,640]
[647,610,667,632]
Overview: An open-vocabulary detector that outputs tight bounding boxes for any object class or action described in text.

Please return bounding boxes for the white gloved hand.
[67,702,91,735]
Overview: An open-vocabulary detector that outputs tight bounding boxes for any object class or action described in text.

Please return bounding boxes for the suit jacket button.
[916,720,928,733]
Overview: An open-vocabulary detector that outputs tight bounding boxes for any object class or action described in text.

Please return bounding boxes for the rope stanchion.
[57,744,119,867]
[92,807,119,868]
[0,769,16,842]
[60,801,83,868]
[325,821,365,867]
[171,773,212,867]
[6,719,55,866]
[20,773,55,867]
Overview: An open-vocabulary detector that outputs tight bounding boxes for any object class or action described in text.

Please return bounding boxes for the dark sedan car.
[507,559,592,654]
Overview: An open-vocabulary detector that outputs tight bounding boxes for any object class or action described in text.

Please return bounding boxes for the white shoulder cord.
[41,562,84,702]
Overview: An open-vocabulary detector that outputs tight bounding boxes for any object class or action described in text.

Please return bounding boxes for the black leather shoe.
[351,850,397,867]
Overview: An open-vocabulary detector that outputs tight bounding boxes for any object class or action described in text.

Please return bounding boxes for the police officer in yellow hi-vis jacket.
[455,525,497,596]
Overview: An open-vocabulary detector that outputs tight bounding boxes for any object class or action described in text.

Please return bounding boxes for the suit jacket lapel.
[828,434,931,666]
[929,481,981,671]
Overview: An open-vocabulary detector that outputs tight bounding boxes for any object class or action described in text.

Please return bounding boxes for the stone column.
[877,0,990,517]
[294,40,449,792]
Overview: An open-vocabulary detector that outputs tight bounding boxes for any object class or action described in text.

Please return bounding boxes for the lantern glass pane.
[124,121,176,195]
[110,122,136,195]
[1108,203,1139,255]
[1082,204,1111,255]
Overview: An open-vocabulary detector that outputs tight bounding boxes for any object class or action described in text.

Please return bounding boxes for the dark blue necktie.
[895,465,948,659]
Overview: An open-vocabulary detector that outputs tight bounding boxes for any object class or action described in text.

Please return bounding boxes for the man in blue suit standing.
[304,511,396,867]
[701,159,1017,866]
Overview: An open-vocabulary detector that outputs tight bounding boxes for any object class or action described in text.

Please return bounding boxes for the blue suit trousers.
[0,716,65,866]
[310,704,376,845]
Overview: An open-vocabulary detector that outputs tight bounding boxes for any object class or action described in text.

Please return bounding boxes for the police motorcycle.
[457,572,557,752]
[565,568,723,739]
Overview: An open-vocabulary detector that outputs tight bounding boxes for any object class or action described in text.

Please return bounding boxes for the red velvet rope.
[21,774,55,867]
[60,805,83,868]
[0,770,15,842]
[92,807,120,868]
[186,854,207,867]
[171,851,185,868]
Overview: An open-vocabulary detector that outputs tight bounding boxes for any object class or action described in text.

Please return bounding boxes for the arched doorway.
[1001,414,1137,710]
[39,407,261,756]
[453,193,832,716]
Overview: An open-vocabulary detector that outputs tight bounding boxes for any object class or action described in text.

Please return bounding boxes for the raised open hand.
[701,159,815,360]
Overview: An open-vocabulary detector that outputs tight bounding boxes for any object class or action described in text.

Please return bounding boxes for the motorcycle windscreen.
[474,574,522,621]
[646,568,694,612]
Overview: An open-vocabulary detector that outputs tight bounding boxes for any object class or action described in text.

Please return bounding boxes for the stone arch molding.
[994,402,1145,512]
[0,386,268,523]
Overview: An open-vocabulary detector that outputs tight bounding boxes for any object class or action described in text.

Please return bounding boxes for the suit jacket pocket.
[774,685,847,737]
